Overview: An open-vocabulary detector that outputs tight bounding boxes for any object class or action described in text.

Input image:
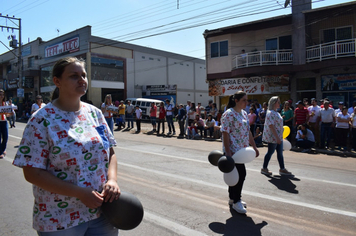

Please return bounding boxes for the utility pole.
[0,14,23,114]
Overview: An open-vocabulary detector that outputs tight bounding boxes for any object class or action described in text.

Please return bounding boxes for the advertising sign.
[208,75,289,96]
[17,88,25,98]
[143,84,177,105]
[321,74,356,91]
[0,106,17,113]
[45,36,80,58]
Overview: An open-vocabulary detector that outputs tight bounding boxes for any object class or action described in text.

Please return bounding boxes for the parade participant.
[150,102,157,132]
[221,91,259,214]
[261,96,293,176]
[157,102,166,135]
[335,106,350,151]
[12,57,119,235]
[0,89,9,159]
[101,94,114,134]
[125,100,135,129]
[31,95,46,114]
[7,98,17,128]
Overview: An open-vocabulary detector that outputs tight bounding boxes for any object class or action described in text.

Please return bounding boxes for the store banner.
[209,75,289,96]
[142,84,177,104]
[45,35,80,58]
[321,74,356,91]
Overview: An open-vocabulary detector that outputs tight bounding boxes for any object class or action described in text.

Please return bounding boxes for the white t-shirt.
[351,113,356,128]
[101,103,113,118]
[13,102,116,232]
[307,105,321,123]
[336,113,350,129]
[166,104,173,116]
[319,108,335,123]
[135,108,142,119]
[31,103,46,113]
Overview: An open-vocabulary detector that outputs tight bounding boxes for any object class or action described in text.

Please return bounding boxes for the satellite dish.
[284,0,290,8]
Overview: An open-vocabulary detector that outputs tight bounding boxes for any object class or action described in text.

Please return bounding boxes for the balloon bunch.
[282,126,292,150]
[208,147,256,186]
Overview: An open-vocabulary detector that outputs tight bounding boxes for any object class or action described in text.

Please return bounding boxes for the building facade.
[204,1,356,109]
[0,25,210,109]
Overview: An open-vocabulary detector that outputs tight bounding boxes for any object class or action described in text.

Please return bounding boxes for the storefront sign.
[7,78,19,89]
[143,84,177,104]
[209,75,289,96]
[17,88,24,98]
[321,74,356,91]
[45,36,80,58]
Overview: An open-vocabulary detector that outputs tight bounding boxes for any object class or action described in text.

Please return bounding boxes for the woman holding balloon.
[261,96,293,176]
[221,91,259,214]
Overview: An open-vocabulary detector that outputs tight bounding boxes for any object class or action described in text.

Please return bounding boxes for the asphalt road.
[1,122,356,236]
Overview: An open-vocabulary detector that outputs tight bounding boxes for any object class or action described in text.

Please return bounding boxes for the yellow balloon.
[283,126,290,139]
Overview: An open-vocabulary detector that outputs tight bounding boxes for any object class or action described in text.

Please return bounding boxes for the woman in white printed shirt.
[13,57,120,235]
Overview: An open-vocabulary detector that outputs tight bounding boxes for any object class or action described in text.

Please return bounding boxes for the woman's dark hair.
[227,91,246,109]
[207,114,212,120]
[51,57,85,101]
[190,102,196,112]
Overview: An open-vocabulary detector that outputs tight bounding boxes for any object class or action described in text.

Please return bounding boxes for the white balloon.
[232,147,256,164]
[223,167,239,186]
[283,139,292,151]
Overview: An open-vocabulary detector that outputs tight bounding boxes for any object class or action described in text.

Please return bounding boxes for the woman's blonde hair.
[104,94,112,105]
[267,96,280,110]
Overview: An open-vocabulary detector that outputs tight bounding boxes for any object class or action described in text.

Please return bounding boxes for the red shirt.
[294,107,308,125]
[158,107,166,119]
[150,105,157,117]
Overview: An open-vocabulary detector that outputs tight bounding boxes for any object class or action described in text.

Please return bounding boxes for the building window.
[28,57,35,68]
[211,40,228,58]
[322,26,352,43]
[266,35,292,50]
[6,65,11,73]
[91,57,124,82]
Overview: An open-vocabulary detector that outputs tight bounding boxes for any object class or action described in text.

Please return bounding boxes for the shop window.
[91,57,124,82]
[297,78,316,91]
[211,40,228,58]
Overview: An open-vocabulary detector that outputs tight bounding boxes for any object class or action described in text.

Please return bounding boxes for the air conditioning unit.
[9,39,18,48]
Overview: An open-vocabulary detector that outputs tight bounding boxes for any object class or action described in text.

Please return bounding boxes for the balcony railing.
[306,39,355,63]
[232,49,293,69]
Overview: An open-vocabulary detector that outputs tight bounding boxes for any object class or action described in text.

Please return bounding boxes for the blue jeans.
[126,114,134,128]
[8,114,16,127]
[166,115,175,133]
[37,214,118,236]
[320,122,333,148]
[0,121,8,155]
[105,117,113,134]
[263,142,285,170]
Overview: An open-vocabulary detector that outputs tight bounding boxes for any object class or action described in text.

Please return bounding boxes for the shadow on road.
[266,175,300,194]
[209,210,268,235]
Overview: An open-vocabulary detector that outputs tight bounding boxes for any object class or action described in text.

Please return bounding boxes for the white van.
[125,98,163,119]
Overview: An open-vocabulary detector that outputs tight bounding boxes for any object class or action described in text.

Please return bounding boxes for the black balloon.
[101,191,144,230]
[217,156,235,173]
[208,150,224,166]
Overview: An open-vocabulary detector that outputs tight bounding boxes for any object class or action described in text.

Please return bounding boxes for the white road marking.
[117,146,356,188]
[144,211,208,236]
[119,161,356,218]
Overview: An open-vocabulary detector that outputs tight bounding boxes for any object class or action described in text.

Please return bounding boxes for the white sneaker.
[232,201,247,214]
[228,199,246,208]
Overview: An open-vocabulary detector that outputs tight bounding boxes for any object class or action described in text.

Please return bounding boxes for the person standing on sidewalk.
[318,100,335,149]
[177,104,186,137]
[157,102,166,135]
[351,106,356,151]
[221,91,259,214]
[165,99,175,135]
[307,98,321,147]
[150,102,157,132]
[261,96,293,176]
[135,105,142,133]
[12,57,119,235]
[125,100,134,129]
[101,94,114,134]
[0,89,9,159]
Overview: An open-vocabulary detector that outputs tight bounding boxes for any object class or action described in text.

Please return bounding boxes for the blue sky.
[0,0,351,59]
